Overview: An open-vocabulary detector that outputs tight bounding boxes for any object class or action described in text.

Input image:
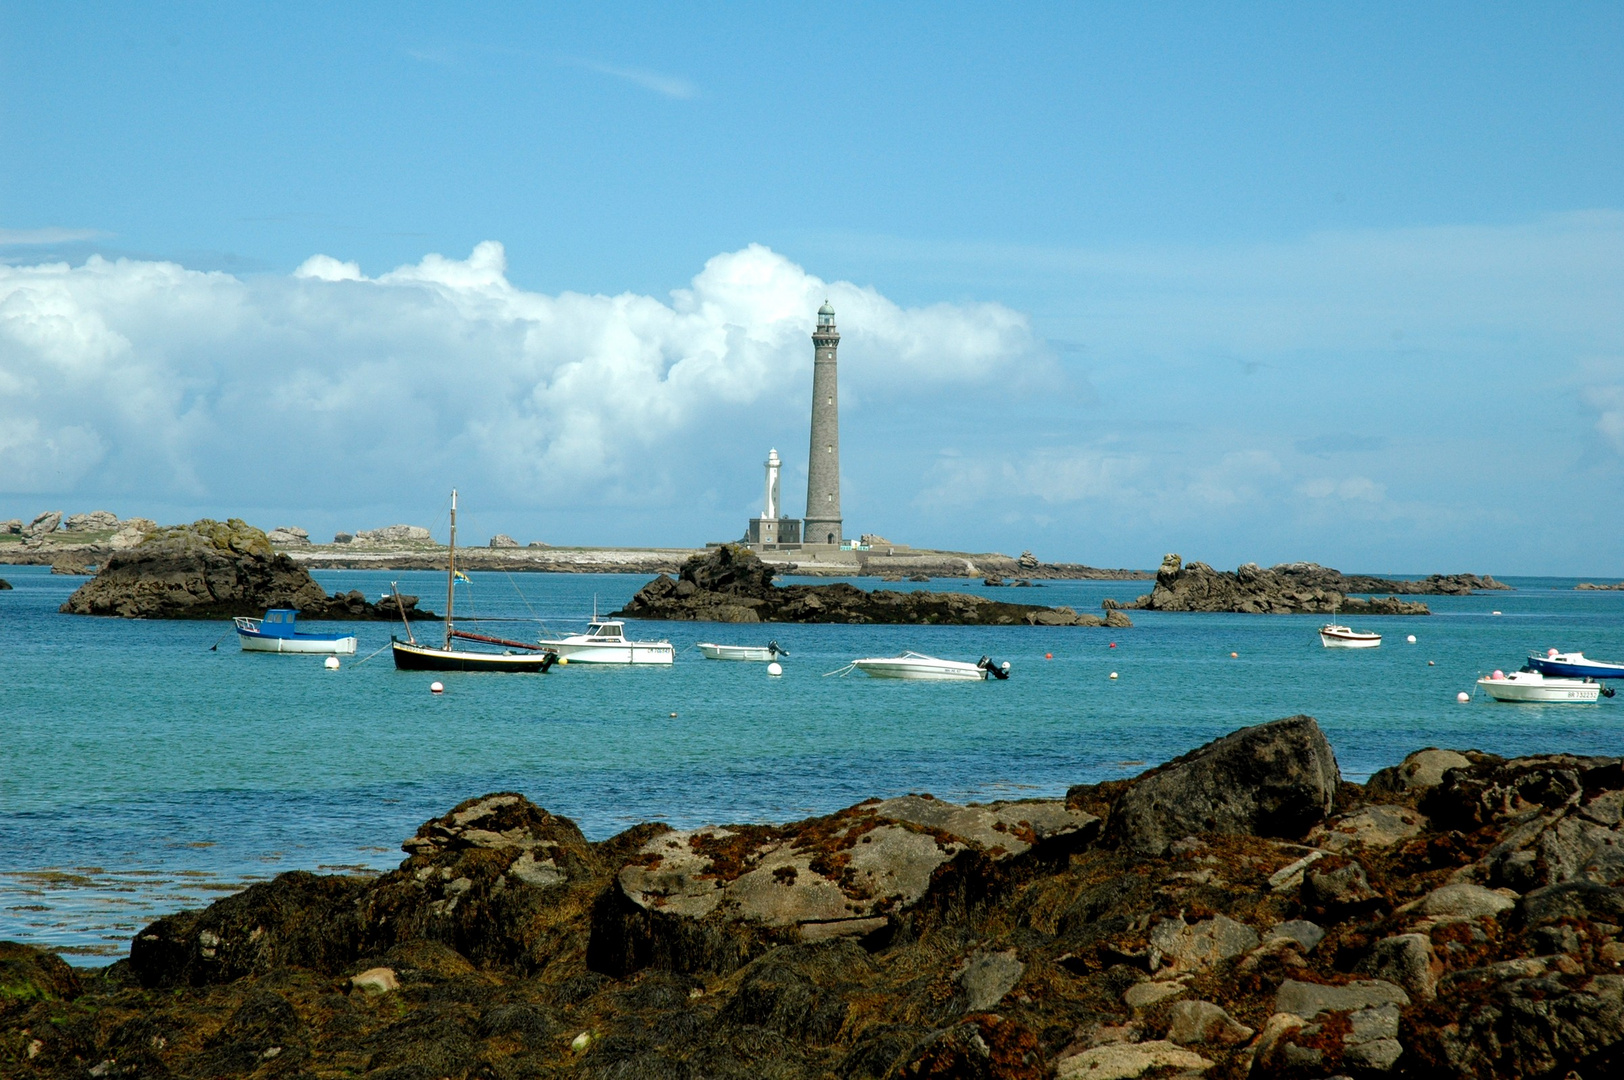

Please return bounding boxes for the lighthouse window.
[826,396,832,405]
[827,493,833,502]
[826,445,832,453]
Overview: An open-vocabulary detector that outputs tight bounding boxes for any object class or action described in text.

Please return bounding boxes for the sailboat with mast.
[390,490,559,673]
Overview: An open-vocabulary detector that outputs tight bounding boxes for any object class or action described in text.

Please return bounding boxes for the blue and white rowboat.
[1527,650,1624,679]
[235,609,357,654]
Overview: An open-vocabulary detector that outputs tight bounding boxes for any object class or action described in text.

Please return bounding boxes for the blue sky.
[2,4,1621,573]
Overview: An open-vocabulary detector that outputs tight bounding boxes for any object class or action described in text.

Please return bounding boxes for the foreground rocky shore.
[1111,555,1508,616]
[5,717,1622,1079]
[59,520,434,620]
[618,545,1134,627]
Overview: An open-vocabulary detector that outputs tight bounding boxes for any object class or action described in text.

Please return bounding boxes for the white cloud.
[0,227,109,245]
[571,60,698,99]
[1300,476,1386,502]
[0,243,1041,515]
[1583,383,1624,454]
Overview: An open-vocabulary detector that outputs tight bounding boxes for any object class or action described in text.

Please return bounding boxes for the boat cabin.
[584,621,627,642]
[257,609,302,638]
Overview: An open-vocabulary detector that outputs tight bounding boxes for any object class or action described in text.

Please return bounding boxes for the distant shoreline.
[0,533,1152,580]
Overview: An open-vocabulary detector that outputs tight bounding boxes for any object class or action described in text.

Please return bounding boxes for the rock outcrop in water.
[1118,554,1436,615]
[6,719,1624,1079]
[59,519,434,620]
[618,544,1133,626]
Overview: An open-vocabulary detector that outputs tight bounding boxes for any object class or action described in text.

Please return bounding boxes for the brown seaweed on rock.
[5,718,1624,1079]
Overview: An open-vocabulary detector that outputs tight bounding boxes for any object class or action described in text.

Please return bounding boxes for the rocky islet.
[617,544,1134,627]
[1109,554,1507,616]
[4,718,1624,1078]
[58,519,434,621]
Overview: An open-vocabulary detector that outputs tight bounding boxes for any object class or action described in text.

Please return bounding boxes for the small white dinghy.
[695,640,787,662]
[844,651,1009,681]
[1477,669,1606,703]
[1320,624,1381,649]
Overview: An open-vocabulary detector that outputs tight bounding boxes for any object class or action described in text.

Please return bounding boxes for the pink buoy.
[1548,648,1558,658]
[1492,670,1504,680]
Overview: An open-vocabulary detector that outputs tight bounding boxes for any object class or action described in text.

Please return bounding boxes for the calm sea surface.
[2,566,1620,961]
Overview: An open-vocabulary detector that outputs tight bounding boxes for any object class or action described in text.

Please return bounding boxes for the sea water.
[1,566,1620,961]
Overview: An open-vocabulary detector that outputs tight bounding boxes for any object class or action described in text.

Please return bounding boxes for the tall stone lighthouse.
[803,301,843,547]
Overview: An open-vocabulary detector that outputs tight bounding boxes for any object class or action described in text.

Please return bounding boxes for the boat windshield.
[587,623,623,639]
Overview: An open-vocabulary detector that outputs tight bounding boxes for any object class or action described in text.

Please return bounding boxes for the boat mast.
[445,489,457,649]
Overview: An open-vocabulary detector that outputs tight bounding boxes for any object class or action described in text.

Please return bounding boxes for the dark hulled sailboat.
[390,490,558,673]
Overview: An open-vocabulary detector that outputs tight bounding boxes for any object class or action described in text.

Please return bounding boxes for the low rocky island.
[5,717,1623,1078]
[59,519,435,621]
[1110,555,1481,615]
[1578,581,1624,591]
[617,545,1133,627]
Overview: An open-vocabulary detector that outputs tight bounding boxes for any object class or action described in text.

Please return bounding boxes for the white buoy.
[1109,671,1119,680]
[1457,691,1470,703]
[767,661,783,676]
[1001,661,1011,673]
[430,681,444,694]
[1428,660,1435,666]
[324,656,340,670]
[1492,611,1503,616]
[1407,634,1417,644]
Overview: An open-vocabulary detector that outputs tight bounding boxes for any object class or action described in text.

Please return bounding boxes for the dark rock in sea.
[8,722,1624,1080]
[1098,715,1342,855]
[59,518,437,620]
[617,544,1130,626]
[0,578,10,590]
[1117,553,1435,615]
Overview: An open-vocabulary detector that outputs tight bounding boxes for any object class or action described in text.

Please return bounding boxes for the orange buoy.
[1230,652,1238,658]
[1044,653,1053,659]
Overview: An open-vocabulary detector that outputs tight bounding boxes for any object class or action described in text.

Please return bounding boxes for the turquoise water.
[2,566,1621,961]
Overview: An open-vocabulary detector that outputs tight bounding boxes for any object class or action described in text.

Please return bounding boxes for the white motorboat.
[847,652,1009,681]
[1526,649,1624,679]
[695,640,787,661]
[1320,624,1381,648]
[1477,670,1605,703]
[537,620,674,665]
[235,610,357,654]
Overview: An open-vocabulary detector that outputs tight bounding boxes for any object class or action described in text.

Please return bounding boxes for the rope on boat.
[350,640,395,668]
[822,662,858,678]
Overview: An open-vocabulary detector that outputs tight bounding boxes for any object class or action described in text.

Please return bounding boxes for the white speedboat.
[1477,670,1604,703]
[537,620,674,665]
[696,640,787,661]
[849,652,1009,681]
[235,609,357,654]
[1320,624,1381,648]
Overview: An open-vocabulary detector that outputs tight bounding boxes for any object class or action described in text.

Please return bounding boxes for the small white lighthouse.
[746,447,801,547]
[764,448,781,520]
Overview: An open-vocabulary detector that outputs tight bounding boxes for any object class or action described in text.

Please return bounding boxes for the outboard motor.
[977,656,1011,680]
[767,640,788,658]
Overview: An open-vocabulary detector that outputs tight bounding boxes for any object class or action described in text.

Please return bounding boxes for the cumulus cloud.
[0,243,1042,516]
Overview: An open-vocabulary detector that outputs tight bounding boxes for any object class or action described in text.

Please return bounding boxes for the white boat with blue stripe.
[235,609,357,654]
